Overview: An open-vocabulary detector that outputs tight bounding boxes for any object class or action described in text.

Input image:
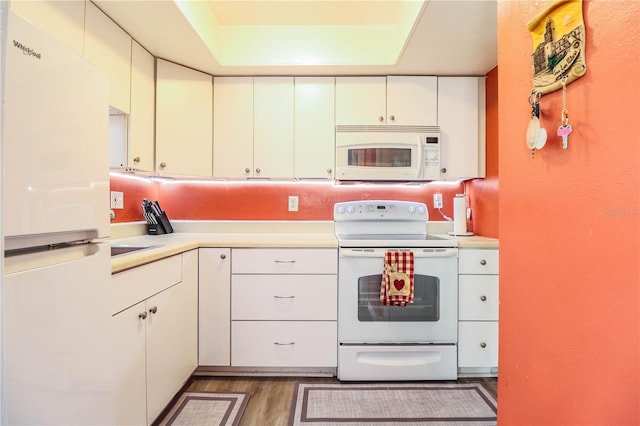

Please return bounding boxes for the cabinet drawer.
[111,255,182,314]
[232,275,336,320]
[459,249,499,274]
[458,322,498,368]
[459,275,499,320]
[232,248,337,274]
[231,321,337,367]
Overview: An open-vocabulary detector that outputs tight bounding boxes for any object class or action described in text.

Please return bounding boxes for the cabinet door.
[199,248,231,366]
[129,41,155,171]
[145,276,197,424]
[213,77,254,178]
[458,322,499,368]
[112,302,147,426]
[156,59,213,176]
[459,275,499,321]
[254,77,294,178]
[10,0,85,56]
[387,76,437,125]
[84,2,131,113]
[437,77,486,179]
[294,77,335,179]
[335,76,386,125]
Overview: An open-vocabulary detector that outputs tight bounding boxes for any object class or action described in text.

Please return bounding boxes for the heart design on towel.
[393,279,405,291]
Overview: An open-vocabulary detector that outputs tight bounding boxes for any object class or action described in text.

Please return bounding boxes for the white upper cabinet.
[213,77,254,178]
[336,76,437,125]
[386,76,438,125]
[128,41,155,171]
[335,76,386,125]
[9,0,85,56]
[437,76,486,179]
[156,59,213,176]
[84,2,131,113]
[253,77,295,178]
[294,77,335,179]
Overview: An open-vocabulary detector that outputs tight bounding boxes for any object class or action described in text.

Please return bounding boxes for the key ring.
[528,90,541,107]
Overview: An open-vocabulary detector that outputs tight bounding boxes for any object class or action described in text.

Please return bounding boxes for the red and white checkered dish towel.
[380,251,415,307]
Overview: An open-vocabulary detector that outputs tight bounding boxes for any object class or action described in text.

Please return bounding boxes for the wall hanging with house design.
[528,0,586,95]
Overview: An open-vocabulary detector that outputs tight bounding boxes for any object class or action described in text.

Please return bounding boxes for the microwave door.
[338,143,422,180]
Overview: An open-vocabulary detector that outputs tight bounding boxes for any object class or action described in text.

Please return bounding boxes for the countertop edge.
[111,231,499,274]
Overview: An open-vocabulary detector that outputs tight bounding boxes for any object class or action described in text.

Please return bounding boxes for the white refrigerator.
[2,11,115,424]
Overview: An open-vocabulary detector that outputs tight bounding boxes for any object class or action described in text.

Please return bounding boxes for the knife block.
[147,211,174,235]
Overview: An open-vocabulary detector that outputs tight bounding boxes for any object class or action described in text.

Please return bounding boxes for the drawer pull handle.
[149,306,158,314]
[480,259,487,265]
[274,260,296,264]
[220,254,226,260]
[480,342,487,348]
[274,342,295,346]
[138,312,147,320]
[273,295,295,299]
[480,295,487,302]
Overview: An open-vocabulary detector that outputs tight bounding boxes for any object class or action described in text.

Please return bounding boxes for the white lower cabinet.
[230,248,338,369]
[232,321,337,367]
[198,248,232,366]
[457,248,499,376]
[112,251,198,425]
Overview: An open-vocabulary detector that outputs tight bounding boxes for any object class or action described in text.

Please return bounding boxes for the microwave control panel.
[422,136,441,180]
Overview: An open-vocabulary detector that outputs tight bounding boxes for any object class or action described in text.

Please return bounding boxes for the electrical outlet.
[288,196,299,212]
[110,191,124,209]
[433,193,443,209]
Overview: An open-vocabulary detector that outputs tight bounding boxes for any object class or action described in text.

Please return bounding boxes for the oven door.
[338,247,458,344]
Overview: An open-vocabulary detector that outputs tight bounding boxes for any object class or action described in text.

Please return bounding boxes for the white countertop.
[110,220,498,273]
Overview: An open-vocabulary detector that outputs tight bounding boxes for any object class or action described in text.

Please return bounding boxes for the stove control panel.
[334,200,427,221]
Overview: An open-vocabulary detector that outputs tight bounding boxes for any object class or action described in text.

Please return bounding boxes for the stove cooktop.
[334,200,459,248]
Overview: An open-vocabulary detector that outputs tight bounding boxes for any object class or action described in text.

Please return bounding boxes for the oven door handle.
[339,248,458,258]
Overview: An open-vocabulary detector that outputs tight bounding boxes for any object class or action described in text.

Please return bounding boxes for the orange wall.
[497,1,639,425]
[111,174,499,236]
[485,66,499,177]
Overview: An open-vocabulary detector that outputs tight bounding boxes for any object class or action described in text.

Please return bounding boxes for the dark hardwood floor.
[177,376,498,426]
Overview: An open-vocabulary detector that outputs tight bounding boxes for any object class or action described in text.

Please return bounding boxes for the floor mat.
[289,382,497,425]
[157,391,250,426]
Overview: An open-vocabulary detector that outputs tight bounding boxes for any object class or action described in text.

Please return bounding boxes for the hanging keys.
[558,77,572,149]
[558,124,572,149]
[527,91,543,158]
[527,91,547,158]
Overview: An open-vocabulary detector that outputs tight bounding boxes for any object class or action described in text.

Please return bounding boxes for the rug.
[157,391,250,426]
[288,382,497,426]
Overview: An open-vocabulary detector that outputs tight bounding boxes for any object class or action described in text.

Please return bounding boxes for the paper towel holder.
[448,194,474,236]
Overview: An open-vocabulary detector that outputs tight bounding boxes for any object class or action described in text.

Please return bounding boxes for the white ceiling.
[94,0,497,77]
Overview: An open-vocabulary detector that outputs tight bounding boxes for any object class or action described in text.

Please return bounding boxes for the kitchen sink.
[110,244,162,257]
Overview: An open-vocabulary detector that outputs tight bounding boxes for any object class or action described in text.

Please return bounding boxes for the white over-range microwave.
[335,125,441,181]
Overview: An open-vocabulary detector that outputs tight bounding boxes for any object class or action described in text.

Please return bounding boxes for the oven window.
[348,147,411,167]
[357,274,439,322]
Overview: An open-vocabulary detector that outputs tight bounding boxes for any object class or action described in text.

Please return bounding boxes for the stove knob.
[336,206,346,215]
[408,205,416,214]
[417,205,427,215]
[347,205,356,214]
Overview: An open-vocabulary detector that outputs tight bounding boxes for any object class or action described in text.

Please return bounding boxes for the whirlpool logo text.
[13,40,42,59]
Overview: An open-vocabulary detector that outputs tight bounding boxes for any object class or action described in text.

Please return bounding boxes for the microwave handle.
[416,136,425,178]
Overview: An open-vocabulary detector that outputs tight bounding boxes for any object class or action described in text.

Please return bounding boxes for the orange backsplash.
[110,173,498,238]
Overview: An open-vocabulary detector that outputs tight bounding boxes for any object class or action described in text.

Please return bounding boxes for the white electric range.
[334,200,459,381]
